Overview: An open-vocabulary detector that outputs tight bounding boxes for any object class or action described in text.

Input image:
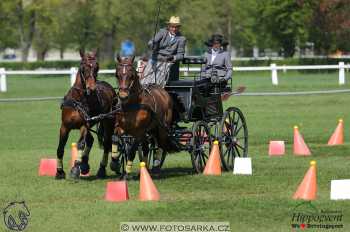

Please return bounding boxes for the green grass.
[1,72,350,232]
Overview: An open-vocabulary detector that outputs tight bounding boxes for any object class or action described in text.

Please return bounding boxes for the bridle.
[78,59,98,93]
[117,62,137,94]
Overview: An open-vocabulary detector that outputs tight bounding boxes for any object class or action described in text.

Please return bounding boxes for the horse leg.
[152,128,169,175]
[97,121,113,179]
[56,125,70,179]
[110,133,121,176]
[122,140,139,180]
[70,126,88,179]
[152,136,163,175]
[80,131,93,175]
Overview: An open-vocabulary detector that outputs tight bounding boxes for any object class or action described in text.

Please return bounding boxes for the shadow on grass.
[157,167,196,180]
[75,167,196,182]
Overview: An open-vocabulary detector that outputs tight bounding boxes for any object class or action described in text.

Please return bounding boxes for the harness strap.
[141,87,157,113]
[61,98,90,122]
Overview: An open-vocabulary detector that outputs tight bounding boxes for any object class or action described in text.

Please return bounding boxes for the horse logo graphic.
[3,201,30,231]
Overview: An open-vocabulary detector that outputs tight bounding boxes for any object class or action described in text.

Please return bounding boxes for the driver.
[140,16,186,87]
[202,34,232,86]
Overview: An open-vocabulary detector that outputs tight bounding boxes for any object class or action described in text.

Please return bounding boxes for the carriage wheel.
[138,136,166,170]
[191,121,212,173]
[219,107,248,171]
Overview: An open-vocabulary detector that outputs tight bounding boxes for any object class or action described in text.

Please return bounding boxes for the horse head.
[79,49,99,95]
[115,55,137,101]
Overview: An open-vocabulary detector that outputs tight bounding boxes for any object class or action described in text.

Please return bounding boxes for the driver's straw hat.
[167,16,181,26]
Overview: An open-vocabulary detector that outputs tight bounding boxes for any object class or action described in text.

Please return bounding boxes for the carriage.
[114,56,248,175]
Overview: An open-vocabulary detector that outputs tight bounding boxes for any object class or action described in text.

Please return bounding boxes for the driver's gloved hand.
[211,76,220,83]
[151,59,157,65]
[219,78,228,84]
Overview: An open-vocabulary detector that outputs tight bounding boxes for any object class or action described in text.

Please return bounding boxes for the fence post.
[70,67,77,86]
[0,68,7,92]
[271,63,278,85]
[184,69,188,77]
[339,62,345,85]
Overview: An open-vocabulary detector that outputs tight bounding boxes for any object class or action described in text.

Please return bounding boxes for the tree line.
[0,0,349,62]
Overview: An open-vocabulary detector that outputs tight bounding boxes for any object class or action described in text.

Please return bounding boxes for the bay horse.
[110,56,177,178]
[56,50,117,180]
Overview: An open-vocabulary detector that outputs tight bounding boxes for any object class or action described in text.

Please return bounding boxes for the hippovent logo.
[3,201,30,231]
[291,202,343,230]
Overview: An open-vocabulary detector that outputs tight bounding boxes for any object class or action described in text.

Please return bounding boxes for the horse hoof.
[110,158,121,174]
[80,162,90,175]
[70,162,81,179]
[96,166,107,179]
[55,169,66,180]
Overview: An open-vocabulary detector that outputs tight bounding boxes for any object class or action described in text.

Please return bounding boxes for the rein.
[61,97,90,122]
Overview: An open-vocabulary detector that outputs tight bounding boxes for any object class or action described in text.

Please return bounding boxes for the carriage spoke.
[231,147,235,165]
[234,124,243,135]
[201,152,207,166]
[230,113,236,135]
[233,145,242,157]
[235,143,245,150]
[225,146,232,164]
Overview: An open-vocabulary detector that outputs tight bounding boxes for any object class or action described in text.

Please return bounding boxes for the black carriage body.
[165,79,223,122]
[165,56,223,122]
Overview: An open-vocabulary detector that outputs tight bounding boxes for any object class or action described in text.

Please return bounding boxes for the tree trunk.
[283,38,296,57]
[16,2,36,62]
[99,25,116,62]
[60,47,64,60]
[21,44,31,62]
[227,12,232,52]
[36,48,48,61]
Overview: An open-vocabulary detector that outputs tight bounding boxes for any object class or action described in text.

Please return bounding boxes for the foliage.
[258,0,313,57]
[308,0,350,54]
[0,0,349,60]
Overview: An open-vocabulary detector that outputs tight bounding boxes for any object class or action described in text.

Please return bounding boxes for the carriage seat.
[166,78,210,88]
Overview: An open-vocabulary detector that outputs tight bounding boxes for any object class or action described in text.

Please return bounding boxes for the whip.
[151,0,162,84]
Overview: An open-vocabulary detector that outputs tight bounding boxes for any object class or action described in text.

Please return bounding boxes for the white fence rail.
[0,62,349,92]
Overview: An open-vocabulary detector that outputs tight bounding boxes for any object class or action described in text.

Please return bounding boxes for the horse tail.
[96,122,104,148]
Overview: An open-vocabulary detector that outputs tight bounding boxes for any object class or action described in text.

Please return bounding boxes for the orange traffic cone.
[139,162,160,201]
[293,160,317,200]
[203,140,221,175]
[327,119,344,146]
[38,158,57,176]
[293,126,311,156]
[105,181,129,202]
[70,143,90,176]
[70,143,78,168]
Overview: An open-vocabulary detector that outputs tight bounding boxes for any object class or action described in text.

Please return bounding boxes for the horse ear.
[131,55,135,63]
[91,49,97,57]
[116,53,121,63]
[79,49,85,58]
